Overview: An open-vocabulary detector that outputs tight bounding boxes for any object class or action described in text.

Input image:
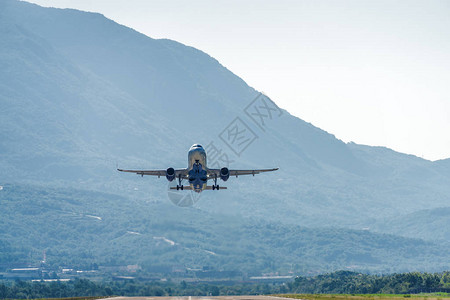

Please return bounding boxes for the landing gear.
[176,174,183,190]
[212,174,219,190]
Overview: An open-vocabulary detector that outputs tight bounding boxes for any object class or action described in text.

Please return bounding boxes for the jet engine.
[166,167,175,182]
[220,167,230,181]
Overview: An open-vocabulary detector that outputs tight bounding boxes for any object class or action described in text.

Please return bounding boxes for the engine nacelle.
[220,167,230,181]
[166,167,175,182]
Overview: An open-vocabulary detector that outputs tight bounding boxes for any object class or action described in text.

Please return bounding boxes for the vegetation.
[288,271,450,294]
[0,279,285,298]
[1,271,450,298]
[280,295,450,300]
[1,184,450,276]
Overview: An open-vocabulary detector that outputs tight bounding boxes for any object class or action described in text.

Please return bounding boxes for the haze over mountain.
[0,0,449,275]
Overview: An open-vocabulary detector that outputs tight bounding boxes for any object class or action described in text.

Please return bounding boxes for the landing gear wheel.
[176,185,184,190]
[212,174,219,191]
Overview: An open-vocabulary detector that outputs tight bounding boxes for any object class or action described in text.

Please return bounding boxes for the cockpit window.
[196,144,202,147]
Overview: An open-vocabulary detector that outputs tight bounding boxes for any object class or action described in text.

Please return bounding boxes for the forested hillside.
[1,271,450,298]
[1,184,449,275]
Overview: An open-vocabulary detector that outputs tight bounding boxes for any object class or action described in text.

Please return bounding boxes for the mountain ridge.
[2,0,449,224]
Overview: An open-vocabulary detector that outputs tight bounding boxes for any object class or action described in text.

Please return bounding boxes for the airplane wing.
[207,168,278,179]
[117,168,189,179]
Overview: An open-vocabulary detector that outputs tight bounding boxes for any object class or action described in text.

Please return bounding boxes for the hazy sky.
[25,0,450,161]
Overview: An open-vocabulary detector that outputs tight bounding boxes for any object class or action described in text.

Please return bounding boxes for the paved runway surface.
[104,296,291,300]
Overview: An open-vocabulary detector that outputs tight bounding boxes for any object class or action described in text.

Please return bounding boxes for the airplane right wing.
[207,168,278,179]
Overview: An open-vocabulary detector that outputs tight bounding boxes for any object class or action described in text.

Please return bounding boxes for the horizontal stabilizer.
[169,186,227,190]
[170,186,193,190]
[205,186,227,190]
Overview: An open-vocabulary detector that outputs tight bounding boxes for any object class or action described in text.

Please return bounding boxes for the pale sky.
[25,0,450,161]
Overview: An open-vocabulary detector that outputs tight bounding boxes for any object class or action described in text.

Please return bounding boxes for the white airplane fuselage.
[187,144,208,192]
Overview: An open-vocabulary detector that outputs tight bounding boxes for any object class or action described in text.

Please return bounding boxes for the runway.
[104,296,291,300]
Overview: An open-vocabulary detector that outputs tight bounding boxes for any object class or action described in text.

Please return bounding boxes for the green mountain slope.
[1,184,449,274]
[373,207,450,242]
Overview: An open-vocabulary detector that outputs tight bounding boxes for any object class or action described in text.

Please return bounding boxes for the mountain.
[373,207,450,242]
[1,183,449,275]
[0,0,449,276]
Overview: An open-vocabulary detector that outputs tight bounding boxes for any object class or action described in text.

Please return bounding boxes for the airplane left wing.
[117,168,189,179]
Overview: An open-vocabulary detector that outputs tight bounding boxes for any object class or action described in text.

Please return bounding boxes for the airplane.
[117,144,278,193]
